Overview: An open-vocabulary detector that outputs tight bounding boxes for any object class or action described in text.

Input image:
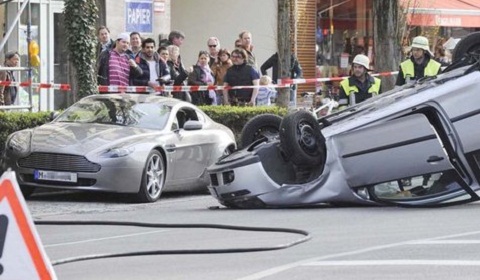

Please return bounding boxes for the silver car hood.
[30,122,155,154]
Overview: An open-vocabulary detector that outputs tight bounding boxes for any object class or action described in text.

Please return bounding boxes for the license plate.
[34,170,78,183]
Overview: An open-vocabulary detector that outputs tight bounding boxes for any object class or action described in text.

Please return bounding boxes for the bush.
[0,111,52,152]
[200,105,288,140]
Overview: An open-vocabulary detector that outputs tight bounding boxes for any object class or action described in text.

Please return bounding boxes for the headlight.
[100,146,135,158]
[6,131,31,155]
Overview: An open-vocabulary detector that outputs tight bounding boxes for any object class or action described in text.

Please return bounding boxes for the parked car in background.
[1,94,236,202]
[207,32,480,208]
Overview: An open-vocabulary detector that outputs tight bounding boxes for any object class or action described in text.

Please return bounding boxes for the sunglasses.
[231,54,243,59]
[208,45,217,48]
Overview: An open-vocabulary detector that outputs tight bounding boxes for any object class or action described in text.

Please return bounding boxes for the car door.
[433,75,480,186]
[334,113,454,187]
[333,112,477,205]
[170,107,215,181]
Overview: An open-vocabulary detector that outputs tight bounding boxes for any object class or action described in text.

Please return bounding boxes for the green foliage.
[199,105,288,140]
[0,111,52,152]
[64,0,99,99]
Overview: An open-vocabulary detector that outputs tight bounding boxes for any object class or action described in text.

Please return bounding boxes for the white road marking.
[410,240,480,244]
[236,230,480,280]
[44,229,169,248]
[303,260,480,266]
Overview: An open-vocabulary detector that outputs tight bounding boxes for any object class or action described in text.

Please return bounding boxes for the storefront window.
[19,3,41,110]
[316,0,373,97]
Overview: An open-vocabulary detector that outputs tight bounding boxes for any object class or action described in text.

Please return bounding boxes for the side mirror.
[49,111,60,121]
[183,120,202,131]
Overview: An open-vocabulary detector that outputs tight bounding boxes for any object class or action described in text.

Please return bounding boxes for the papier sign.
[0,171,57,280]
[125,0,153,33]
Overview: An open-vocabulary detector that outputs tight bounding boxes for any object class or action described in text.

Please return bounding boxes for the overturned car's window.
[371,170,468,202]
[55,98,171,130]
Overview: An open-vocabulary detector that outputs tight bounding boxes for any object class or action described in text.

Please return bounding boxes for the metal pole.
[0,0,31,53]
[27,1,33,112]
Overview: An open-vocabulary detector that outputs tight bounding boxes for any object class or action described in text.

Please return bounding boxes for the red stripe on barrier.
[0,70,400,93]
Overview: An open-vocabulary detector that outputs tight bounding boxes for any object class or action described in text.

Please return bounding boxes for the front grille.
[18,153,101,173]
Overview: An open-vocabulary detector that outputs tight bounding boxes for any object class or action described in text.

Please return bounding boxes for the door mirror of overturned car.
[50,111,60,121]
[183,120,202,131]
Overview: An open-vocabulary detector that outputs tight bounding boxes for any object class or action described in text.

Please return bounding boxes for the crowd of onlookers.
[95,26,303,107]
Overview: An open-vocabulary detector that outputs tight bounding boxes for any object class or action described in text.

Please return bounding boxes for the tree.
[64,0,98,102]
[373,0,402,91]
[276,0,293,108]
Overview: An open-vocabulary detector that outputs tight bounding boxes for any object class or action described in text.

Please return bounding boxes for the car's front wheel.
[240,114,282,148]
[136,150,165,203]
[280,110,326,167]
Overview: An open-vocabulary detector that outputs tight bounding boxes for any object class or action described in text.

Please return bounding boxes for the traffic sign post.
[0,170,57,280]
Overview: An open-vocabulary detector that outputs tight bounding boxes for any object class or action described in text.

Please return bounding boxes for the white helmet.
[352,54,371,71]
[411,36,433,56]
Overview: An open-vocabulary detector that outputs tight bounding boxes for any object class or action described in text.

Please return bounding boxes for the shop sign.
[154,0,165,13]
[435,15,462,27]
[125,0,153,33]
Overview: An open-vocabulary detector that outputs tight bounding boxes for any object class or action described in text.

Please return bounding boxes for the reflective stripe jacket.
[396,56,441,86]
[338,75,381,106]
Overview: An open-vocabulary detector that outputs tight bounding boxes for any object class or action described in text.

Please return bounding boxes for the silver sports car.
[207,32,480,208]
[1,94,236,202]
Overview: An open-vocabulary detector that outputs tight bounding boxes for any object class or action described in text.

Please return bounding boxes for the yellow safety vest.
[340,76,381,97]
[400,59,441,79]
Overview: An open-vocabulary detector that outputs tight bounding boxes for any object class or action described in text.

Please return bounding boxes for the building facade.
[1,0,172,111]
[2,0,479,111]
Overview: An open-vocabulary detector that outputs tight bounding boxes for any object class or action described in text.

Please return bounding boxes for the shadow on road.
[28,188,210,204]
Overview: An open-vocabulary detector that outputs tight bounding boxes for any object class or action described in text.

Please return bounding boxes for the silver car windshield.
[55,97,171,130]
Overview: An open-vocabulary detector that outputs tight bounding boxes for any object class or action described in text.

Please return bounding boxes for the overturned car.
[207,32,480,208]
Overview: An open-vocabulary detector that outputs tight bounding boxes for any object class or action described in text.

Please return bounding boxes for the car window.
[171,107,202,131]
[56,98,171,130]
[196,110,206,123]
[370,170,467,202]
[174,110,187,129]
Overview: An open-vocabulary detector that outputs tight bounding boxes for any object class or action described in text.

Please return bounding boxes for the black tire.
[20,185,35,199]
[136,150,165,203]
[452,32,480,62]
[279,110,326,166]
[240,114,282,148]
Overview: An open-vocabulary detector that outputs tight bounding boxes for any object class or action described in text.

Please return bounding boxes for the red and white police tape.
[0,71,399,93]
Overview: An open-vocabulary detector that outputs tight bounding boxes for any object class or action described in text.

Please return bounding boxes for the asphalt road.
[26,191,480,280]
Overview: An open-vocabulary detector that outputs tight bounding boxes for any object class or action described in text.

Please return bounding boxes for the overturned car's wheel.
[136,150,165,203]
[240,114,282,148]
[280,110,326,166]
[452,31,480,62]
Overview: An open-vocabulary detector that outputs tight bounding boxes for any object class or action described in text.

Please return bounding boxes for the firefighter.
[396,36,442,86]
[338,54,381,107]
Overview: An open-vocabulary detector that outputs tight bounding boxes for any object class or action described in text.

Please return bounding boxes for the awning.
[401,0,480,27]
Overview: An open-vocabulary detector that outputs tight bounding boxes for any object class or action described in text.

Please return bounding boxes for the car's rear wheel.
[20,185,35,199]
[452,31,480,62]
[280,110,326,167]
[240,114,282,148]
[136,150,165,203]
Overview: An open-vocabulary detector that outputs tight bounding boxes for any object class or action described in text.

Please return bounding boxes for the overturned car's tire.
[240,114,282,148]
[279,110,326,166]
[452,31,480,62]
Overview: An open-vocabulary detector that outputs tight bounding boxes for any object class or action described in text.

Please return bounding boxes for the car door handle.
[165,144,176,152]
[427,155,444,163]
